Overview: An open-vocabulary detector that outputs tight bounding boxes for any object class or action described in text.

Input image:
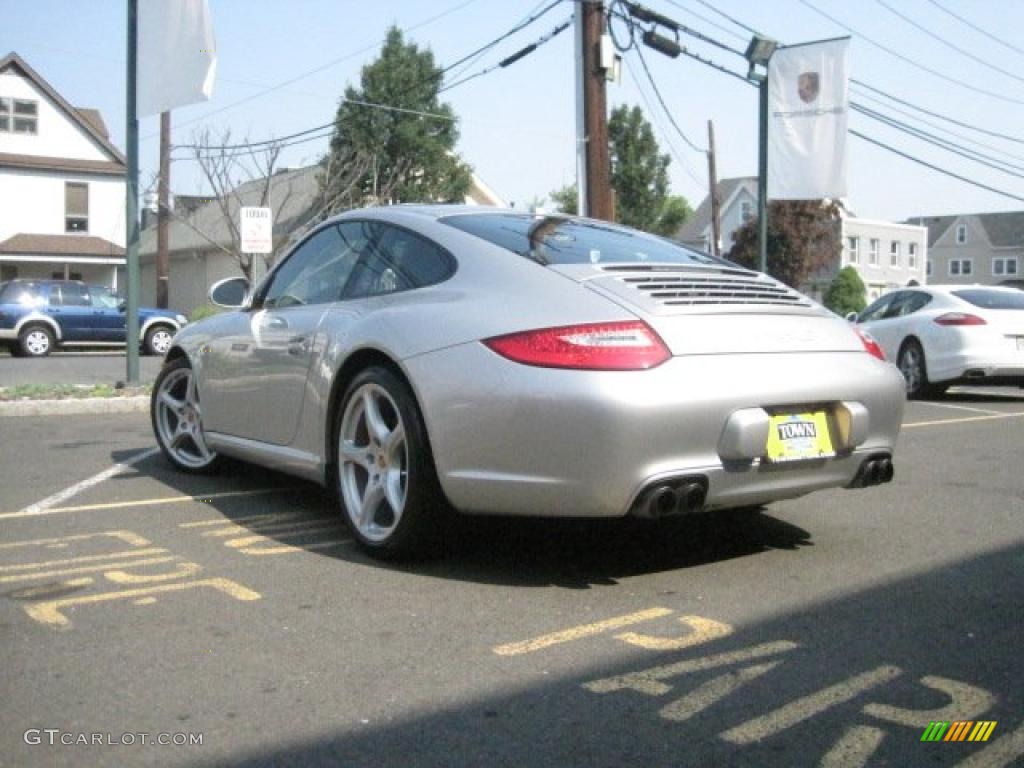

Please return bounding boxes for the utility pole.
[580,1,613,221]
[156,110,170,308]
[706,120,721,257]
[574,3,588,216]
[757,79,769,273]
[125,0,140,384]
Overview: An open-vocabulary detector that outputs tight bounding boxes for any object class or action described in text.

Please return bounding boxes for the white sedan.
[855,285,1024,397]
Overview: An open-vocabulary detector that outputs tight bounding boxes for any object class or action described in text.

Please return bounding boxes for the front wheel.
[144,325,175,356]
[151,357,220,473]
[335,366,451,559]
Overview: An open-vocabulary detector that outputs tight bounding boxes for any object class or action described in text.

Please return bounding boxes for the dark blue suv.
[0,279,186,357]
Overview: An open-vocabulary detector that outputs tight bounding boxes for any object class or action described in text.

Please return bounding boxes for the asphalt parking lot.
[1,388,1022,767]
[0,351,162,387]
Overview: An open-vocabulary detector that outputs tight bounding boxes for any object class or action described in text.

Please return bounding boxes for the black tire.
[144,324,176,356]
[334,366,452,559]
[150,357,221,473]
[897,339,932,399]
[18,324,55,357]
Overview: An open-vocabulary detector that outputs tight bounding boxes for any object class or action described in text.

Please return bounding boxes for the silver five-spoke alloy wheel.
[154,365,216,469]
[339,382,409,543]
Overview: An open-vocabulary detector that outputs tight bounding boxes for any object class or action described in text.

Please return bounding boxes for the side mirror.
[844,311,859,323]
[209,277,251,309]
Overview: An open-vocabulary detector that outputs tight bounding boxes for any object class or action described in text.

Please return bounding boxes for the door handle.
[287,335,308,356]
[264,316,288,331]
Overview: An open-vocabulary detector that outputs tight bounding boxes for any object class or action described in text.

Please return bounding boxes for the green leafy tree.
[823,265,867,316]
[729,200,842,288]
[323,26,472,210]
[548,106,691,236]
[549,183,578,215]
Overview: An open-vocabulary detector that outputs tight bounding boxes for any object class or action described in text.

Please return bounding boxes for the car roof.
[917,284,1023,295]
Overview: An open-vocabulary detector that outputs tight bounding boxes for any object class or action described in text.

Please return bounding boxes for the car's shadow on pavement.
[112,449,812,588]
[927,387,1024,403]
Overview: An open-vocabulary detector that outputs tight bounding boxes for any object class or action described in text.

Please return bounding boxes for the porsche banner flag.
[767,37,850,200]
[137,0,217,117]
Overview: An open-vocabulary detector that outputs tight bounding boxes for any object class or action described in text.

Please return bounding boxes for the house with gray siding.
[905,212,1023,289]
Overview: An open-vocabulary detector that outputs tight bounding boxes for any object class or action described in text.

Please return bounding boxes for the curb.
[0,395,150,418]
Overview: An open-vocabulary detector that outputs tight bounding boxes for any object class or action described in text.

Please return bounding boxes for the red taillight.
[483,321,671,370]
[934,312,987,326]
[854,327,886,361]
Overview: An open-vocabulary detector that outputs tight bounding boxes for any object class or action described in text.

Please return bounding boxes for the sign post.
[239,206,273,282]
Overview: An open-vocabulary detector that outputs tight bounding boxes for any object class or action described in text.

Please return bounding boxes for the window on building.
[955,224,967,244]
[993,257,1019,277]
[11,99,38,134]
[65,182,89,233]
[926,259,933,277]
[908,242,918,269]
[846,236,859,264]
[869,238,879,265]
[0,98,9,132]
[890,241,901,267]
[740,200,753,222]
[949,258,973,276]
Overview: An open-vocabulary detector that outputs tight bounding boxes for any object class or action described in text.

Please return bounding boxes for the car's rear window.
[953,289,1024,310]
[440,213,726,267]
[0,282,42,305]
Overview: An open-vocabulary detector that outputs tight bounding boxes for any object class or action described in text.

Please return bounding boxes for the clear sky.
[5,0,1024,222]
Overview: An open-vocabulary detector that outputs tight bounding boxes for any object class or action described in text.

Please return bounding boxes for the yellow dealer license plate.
[765,411,835,463]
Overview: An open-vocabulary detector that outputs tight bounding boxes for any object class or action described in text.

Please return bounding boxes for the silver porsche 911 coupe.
[151,206,905,557]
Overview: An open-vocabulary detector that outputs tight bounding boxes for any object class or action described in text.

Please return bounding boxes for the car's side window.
[340,221,454,300]
[90,287,120,309]
[901,292,932,316]
[47,285,62,306]
[859,295,894,323]
[881,292,910,320]
[60,283,90,307]
[262,225,360,309]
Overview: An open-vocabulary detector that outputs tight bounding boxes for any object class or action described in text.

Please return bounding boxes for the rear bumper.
[404,344,906,518]
[931,352,1024,383]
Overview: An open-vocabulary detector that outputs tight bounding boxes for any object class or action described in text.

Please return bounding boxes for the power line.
[624,53,706,190]
[851,87,1024,165]
[925,0,1024,58]
[691,0,762,37]
[873,0,1024,85]
[661,0,749,45]
[174,15,573,159]
[631,44,707,153]
[851,103,1024,179]
[850,129,1024,203]
[850,80,1024,146]
[798,0,1024,106]
[142,0,486,141]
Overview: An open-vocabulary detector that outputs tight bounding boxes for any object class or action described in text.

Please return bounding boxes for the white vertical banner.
[767,37,850,200]
[138,0,217,118]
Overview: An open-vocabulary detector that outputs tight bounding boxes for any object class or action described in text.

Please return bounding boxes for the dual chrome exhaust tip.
[634,477,708,519]
[847,454,895,488]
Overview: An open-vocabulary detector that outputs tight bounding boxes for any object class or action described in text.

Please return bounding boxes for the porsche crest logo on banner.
[767,38,850,200]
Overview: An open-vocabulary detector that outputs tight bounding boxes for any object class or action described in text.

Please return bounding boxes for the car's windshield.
[440,213,730,268]
[953,289,1024,310]
[89,285,121,309]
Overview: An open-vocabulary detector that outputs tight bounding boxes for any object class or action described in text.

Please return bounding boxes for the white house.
[0,52,126,288]
[678,176,928,301]
[905,212,1024,289]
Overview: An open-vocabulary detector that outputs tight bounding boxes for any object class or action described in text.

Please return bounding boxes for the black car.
[0,279,187,357]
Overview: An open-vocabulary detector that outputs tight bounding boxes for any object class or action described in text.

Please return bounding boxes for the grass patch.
[0,383,152,401]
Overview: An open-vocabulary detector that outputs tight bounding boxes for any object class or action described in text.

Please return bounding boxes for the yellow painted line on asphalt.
[493,607,674,656]
[913,401,1008,416]
[0,530,152,549]
[903,411,1024,429]
[0,487,308,520]
[0,556,177,584]
[0,548,168,573]
[180,512,303,529]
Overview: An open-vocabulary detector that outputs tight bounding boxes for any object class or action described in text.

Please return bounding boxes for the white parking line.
[903,412,1024,429]
[12,447,161,517]
[913,401,1007,416]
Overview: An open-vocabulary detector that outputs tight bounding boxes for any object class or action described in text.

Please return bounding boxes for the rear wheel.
[898,339,943,398]
[19,325,54,357]
[151,357,220,473]
[335,366,450,559]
